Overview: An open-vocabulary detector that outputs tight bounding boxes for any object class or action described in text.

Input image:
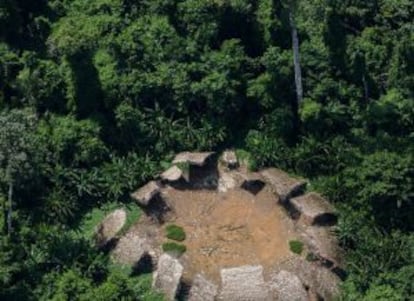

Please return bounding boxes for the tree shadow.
[176,279,192,301]
[324,13,348,76]
[131,253,155,276]
[141,194,173,224]
[67,51,105,119]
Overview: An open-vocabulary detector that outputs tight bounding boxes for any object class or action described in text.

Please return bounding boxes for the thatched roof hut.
[188,274,218,301]
[153,254,183,301]
[112,232,148,265]
[290,192,337,226]
[269,270,308,301]
[161,165,183,182]
[130,181,161,206]
[272,257,341,300]
[218,265,271,301]
[301,225,344,268]
[173,152,215,166]
[94,208,126,247]
[260,168,307,202]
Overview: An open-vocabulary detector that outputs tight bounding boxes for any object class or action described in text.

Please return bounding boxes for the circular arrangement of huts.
[95,151,345,301]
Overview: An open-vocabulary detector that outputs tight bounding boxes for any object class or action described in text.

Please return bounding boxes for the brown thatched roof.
[153,253,183,301]
[111,232,148,265]
[94,209,126,247]
[173,152,215,166]
[269,270,307,301]
[290,192,337,226]
[130,181,161,206]
[188,274,218,301]
[272,257,341,301]
[218,265,271,301]
[260,168,307,202]
[301,225,344,268]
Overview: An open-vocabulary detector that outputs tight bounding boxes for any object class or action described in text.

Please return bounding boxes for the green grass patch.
[289,240,304,255]
[165,224,186,241]
[162,242,187,256]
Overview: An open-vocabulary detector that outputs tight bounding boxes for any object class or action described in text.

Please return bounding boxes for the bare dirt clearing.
[122,151,344,300]
[163,186,296,282]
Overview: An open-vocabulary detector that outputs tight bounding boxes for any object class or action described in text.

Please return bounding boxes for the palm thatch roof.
[188,274,218,301]
[130,181,161,206]
[272,257,341,300]
[173,151,215,166]
[112,232,149,265]
[161,165,183,182]
[290,192,337,226]
[218,265,271,301]
[269,270,308,301]
[94,208,126,247]
[260,168,307,202]
[301,225,344,268]
[153,253,183,301]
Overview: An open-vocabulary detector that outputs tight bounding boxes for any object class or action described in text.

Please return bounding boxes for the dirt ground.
[162,186,297,283]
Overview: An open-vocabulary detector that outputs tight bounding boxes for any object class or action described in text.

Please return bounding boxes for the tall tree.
[0,109,36,234]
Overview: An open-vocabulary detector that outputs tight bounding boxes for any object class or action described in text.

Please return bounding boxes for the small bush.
[165,224,186,241]
[162,242,187,256]
[235,149,257,171]
[306,252,318,262]
[289,240,304,255]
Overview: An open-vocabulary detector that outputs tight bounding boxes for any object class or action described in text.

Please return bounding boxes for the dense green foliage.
[165,224,186,242]
[0,0,413,299]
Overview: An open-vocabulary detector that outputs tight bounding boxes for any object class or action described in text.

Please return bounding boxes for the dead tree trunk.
[289,3,303,139]
[6,165,13,235]
[289,7,303,105]
[2,194,7,235]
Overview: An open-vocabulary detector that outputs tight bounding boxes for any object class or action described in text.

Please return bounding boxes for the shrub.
[289,240,304,255]
[162,242,187,256]
[306,252,318,262]
[165,224,186,241]
[244,130,291,170]
[234,149,254,170]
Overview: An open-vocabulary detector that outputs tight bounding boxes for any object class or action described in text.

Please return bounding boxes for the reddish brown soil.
[162,186,297,282]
